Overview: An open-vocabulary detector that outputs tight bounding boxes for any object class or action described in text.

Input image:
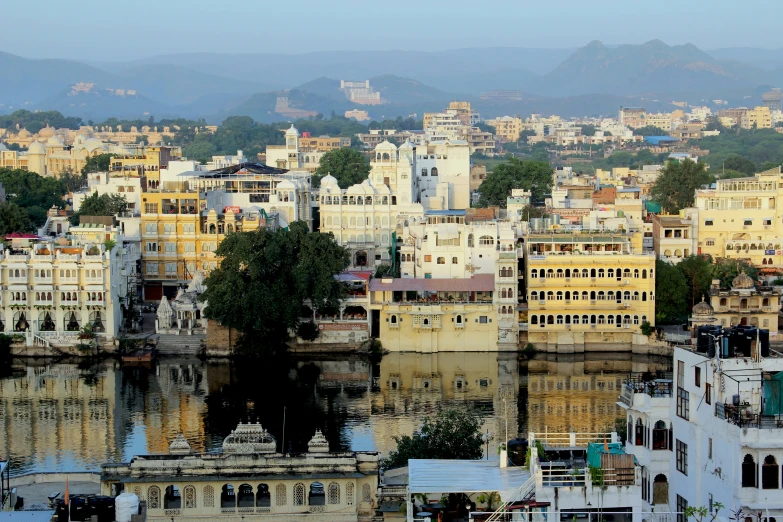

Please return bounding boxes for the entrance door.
[371,310,380,338]
[740,317,748,326]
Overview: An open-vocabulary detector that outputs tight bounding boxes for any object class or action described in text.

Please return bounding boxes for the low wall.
[10,472,101,487]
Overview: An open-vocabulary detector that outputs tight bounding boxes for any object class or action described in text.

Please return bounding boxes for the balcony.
[715,402,783,429]
[8,277,28,285]
[618,372,673,408]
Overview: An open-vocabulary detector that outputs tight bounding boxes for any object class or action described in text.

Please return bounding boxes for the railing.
[716,402,783,429]
[529,431,617,448]
[485,474,536,522]
[622,372,674,398]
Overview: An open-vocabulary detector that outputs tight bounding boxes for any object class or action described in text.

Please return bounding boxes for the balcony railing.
[715,402,783,429]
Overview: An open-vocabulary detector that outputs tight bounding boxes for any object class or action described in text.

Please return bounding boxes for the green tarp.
[763,372,783,415]
[586,442,626,468]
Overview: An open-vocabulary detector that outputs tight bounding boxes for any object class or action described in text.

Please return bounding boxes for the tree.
[722,154,756,175]
[649,159,714,214]
[578,124,597,137]
[519,204,548,219]
[633,125,667,136]
[477,158,551,207]
[0,202,34,236]
[312,147,370,188]
[711,258,758,289]
[381,407,484,469]
[0,168,67,225]
[199,222,349,355]
[81,153,117,175]
[58,167,86,193]
[77,192,128,217]
[655,259,688,323]
[677,255,713,308]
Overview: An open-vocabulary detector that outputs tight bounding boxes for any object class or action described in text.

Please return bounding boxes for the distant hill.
[529,40,775,97]
[38,85,172,121]
[708,47,783,71]
[426,68,536,95]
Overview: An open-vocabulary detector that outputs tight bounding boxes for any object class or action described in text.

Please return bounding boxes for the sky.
[3,0,782,62]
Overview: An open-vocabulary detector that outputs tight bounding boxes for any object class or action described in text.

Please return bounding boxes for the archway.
[164,486,181,509]
[237,484,254,507]
[355,251,368,267]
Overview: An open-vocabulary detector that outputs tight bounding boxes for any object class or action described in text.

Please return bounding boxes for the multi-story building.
[266,126,351,171]
[0,135,119,177]
[339,79,382,105]
[620,328,783,521]
[708,271,781,330]
[670,122,702,141]
[741,106,773,129]
[0,235,124,346]
[694,167,783,273]
[643,113,673,132]
[650,213,698,264]
[109,145,182,179]
[524,219,656,349]
[619,107,647,129]
[354,129,415,149]
[485,116,523,142]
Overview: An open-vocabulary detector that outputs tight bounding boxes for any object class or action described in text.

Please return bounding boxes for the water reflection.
[0,352,670,476]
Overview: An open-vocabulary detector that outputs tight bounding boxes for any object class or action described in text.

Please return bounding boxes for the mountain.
[529,40,774,97]
[708,47,783,71]
[427,68,537,95]
[38,84,172,121]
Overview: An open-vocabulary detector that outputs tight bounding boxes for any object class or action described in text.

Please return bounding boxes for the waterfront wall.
[9,472,101,487]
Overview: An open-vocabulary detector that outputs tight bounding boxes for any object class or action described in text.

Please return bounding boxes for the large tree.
[312,148,370,188]
[477,157,551,207]
[81,153,117,175]
[78,192,128,216]
[199,222,349,354]
[722,154,756,176]
[655,259,688,323]
[0,202,34,236]
[649,159,714,214]
[0,168,66,225]
[677,255,714,309]
[381,408,484,469]
[711,258,758,289]
[633,125,667,136]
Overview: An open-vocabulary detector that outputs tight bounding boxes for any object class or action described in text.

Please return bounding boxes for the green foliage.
[773,278,783,286]
[312,147,370,188]
[381,407,484,469]
[476,492,500,510]
[640,320,654,337]
[701,128,783,172]
[722,154,757,175]
[711,258,758,289]
[0,168,66,225]
[633,125,667,136]
[296,321,320,341]
[520,204,549,219]
[677,255,714,308]
[199,222,349,355]
[655,259,688,323]
[0,202,34,235]
[521,343,537,359]
[613,416,628,444]
[73,192,128,224]
[650,159,714,213]
[578,124,597,136]
[478,157,552,207]
[103,239,116,252]
[58,167,86,193]
[0,110,82,133]
[588,465,605,486]
[81,153,117,175]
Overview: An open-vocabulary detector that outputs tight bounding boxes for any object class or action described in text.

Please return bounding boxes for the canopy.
[408,460,530,502]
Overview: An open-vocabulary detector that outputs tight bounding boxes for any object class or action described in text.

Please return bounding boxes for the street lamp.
[482,431,494,460]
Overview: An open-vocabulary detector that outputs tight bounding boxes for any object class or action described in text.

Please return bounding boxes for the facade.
[650,213,697,264]
[619,107,646,129]
[741,106,773,129]
[0,236,124,346]
[485,116,523,142]
[620,339,783,520]
[709,271,781,330]
[0,134,120,177]
[266,126,350,171]
[340,80,382,105]
[101,423,379,522]
[694,167,783,273]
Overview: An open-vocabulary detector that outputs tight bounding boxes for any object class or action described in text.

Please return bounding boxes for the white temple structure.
[155,273,207,335]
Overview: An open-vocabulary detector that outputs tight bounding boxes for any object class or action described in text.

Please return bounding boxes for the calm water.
[0,352,670,476]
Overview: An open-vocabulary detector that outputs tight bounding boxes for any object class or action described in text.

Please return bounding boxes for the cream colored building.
[694,167,783,273]
[265,125,350,171]
[709,271,781,330]
[741,106,773,129]
[486,116,523,142]
[101,423,379,522]
[643,113,673,132]
[650,212,698,264]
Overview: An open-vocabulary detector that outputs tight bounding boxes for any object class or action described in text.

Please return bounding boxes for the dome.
[692,296,714,317]
[83,138,106,152]
[17,129,31,138]
[375,140,398,151]
[732,269,755,290]
[398,140,414,150]
[308,429,329,453]
[74,134,88,145]
[285,124,300,137]
[28,141,45,154]
[169,433,191,455]
[46,136,65,147]
[320,174,339,189]
[222,422,277,454]
[38,126,55,138]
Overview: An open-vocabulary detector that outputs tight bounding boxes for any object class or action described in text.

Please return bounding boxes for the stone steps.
[155,334,205,356]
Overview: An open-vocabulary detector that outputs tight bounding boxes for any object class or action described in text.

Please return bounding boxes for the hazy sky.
[5,0,782,61]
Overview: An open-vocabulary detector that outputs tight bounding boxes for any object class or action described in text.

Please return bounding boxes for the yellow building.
[694,167,783,272]
[525,229,656,349]
[110,145,182,181]
[741,106,773,129]
[486,116,523,142]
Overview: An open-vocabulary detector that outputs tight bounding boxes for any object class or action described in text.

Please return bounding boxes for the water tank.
[617,210,625,218]
[115,492,140,522]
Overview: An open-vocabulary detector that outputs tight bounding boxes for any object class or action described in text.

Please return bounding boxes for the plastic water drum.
[115,492,140,522]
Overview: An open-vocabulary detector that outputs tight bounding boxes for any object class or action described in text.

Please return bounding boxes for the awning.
[408,460,531,502]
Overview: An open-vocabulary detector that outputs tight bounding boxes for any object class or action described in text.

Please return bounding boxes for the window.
[479,235,494,246]
[146,263,158,275]
[706,239,715,246]
[145,223,156,233]
[424,255,432,262]
[677,387,690,420]
[346,483,354,506]
[145,203,159,214]
[744,219,753,226]
[479,316,488,324]
[694,366,701,387]
[676,440,688,475]
[165,263,177,275]
[764,219,773,226]
[705,383,711,405]
[704,220,713,226]
[163,223,175,234]
[165,242,177,253]
[293,483,305,506]
[327,482,340,505]
[452,257,458,264]
[677,495,688,522]
[184,243,195,253]
[146,242,157,252]
[437,257,445,264]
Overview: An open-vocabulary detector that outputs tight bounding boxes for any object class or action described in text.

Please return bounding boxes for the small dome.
[285,124,300,137]
[222,422,277,454]
[46,136,65,147]
[692,296,714,317]
[17,129,31,138]
[732,269,755,290]
[398,140,414,150]
[38,126,55,138]
[28,141,45,154]
[169,433,191,455]
[320,174,339,188]
[308,429,329,453]
[375,140,398,151]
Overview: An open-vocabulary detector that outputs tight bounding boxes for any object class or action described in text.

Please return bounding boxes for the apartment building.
[266,125,350,171]
[485,116,523,142]
[650,213,698,264]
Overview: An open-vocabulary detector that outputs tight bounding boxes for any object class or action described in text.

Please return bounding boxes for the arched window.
[763,456,779,489]
[743,455,758,488]
[327,482,340,505]
[203,486,215,508]
[390,315,397,324]
[293,483,305,506]
[256,484,271,507]
[547,315,554,325]
[653,474,668,504]
[275,484,287,506]
[148,486,161,509]
[437,257,445,264]
[642,269,647,279]
[653,421,669,450]
[456,315,463,325]
[531,269,538,278]
[452,257,458,264]
[362,484,372,503]
[479,235,494,246]
[164,486,181,509]
[309,482,325,506]
[221,485,236,508]
[431,167,438,176]
[346,483,354,506]
[531,315,538,325]
[184,486,196,509]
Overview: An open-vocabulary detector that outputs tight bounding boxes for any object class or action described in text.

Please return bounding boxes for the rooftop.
[369,274,495,292]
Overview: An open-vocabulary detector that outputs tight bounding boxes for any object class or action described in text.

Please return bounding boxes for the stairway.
[155,334,205,356]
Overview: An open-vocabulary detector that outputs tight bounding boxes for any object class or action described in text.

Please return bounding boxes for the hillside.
[530,40,774,97]
[708,47,783,71]
[38,85,172,121]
